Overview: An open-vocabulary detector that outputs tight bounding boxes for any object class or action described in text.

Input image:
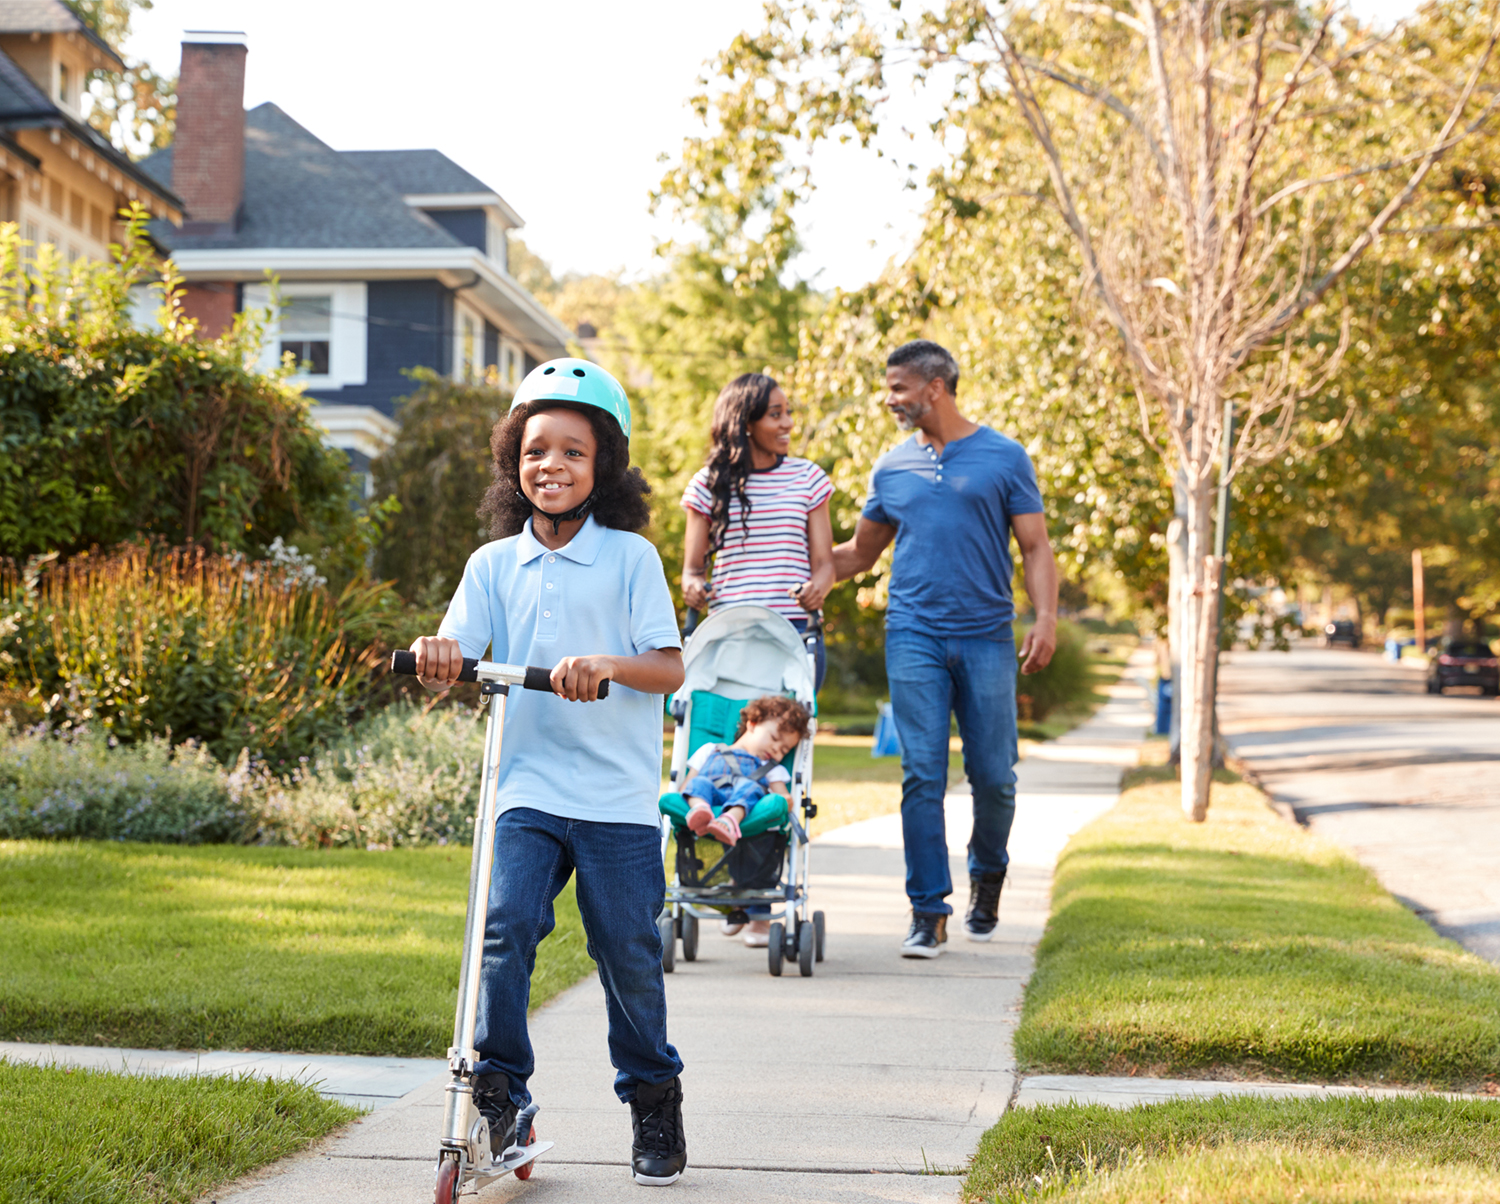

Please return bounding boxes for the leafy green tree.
[0,211,366,579]
[64,0,176,157]
[369,371,510,606]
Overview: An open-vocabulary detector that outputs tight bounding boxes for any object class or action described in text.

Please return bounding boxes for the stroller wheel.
[767,921,785,976]
[798,919,815,977]
[659,912,676,974]
[681,912,699,962]
[813,910,826,963]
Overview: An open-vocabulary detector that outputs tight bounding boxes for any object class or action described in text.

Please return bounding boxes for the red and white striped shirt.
[682,457,834,620]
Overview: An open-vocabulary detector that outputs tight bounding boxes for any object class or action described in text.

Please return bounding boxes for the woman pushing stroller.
[680,373,832,945]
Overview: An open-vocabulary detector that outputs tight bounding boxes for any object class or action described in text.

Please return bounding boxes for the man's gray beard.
[891,402,928,430]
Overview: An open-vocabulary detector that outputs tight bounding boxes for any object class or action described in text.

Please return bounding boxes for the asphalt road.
[1218,646,1500,963]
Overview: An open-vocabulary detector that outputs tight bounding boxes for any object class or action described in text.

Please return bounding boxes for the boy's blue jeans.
[886,629,1019,916]
[473,807,683,1106]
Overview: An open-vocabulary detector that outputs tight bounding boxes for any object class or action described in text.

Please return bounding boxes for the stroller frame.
[658,605,825,977]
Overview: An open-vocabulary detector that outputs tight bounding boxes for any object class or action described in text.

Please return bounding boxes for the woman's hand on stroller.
[790,563,834,612]
[411,636,465,691]
[682,572,712,611]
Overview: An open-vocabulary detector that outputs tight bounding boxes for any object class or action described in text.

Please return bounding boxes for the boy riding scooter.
[412,359,689,1187]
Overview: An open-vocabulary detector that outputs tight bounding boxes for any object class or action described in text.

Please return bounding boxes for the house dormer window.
[279,295,332,375]
[57,63,70,106]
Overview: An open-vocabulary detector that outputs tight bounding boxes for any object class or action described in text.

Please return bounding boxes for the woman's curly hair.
[478,401,652,539]
[734,695,810,743]
[703,373,779,552]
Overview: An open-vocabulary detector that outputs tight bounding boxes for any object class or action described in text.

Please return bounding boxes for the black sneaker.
[471,1072,518,1159]
[900,911,948,958]
[630,1076,687,1185]
[965,870,1006,942]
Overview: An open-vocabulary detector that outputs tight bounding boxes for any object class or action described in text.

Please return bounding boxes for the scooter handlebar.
[389,651,609,698]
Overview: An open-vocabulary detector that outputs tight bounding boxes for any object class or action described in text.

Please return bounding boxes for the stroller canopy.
[681,605,815,705]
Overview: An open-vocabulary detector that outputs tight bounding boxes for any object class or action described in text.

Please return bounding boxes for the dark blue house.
[140,32,570,481]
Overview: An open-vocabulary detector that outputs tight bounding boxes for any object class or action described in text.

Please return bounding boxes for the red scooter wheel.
[434,1154,461,1203]
[514,1123,538,1180]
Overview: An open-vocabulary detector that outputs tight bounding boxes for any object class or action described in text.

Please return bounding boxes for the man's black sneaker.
[965,870,1006,942]
[900,911,948,958]
[630,1076,687,1185]
[471,1072,518,1159]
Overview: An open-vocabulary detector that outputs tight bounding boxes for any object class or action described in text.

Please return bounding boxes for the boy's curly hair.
[735,694,810,743]
[478,401,652,539]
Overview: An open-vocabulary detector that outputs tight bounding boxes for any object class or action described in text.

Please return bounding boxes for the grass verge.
[964,1095,1500,1203]
[1014,760,1500,1087]
[0,841,593,1055]
[0,1059,356,1204]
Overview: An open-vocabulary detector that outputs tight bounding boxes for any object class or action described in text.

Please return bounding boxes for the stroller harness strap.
[700,745,779,792]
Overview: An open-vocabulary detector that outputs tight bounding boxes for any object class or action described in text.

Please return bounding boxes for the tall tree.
[665,0,1499,819]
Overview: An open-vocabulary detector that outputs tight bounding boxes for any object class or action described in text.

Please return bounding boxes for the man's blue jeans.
[886,629,1019,916]
[473,807,683,1106]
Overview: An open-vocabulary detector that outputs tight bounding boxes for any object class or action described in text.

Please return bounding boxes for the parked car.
[1323,620,1361,649]
[1426,638,1500,696]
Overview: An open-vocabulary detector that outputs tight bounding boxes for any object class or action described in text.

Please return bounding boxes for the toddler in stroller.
[658,603,825,977]
[679,696,809,847]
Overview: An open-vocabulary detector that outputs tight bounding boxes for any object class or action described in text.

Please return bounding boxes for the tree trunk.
[1166,480,1189,765]
[1178,483,1220,823]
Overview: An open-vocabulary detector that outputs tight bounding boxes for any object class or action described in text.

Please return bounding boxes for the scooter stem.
[453,685,508,1063]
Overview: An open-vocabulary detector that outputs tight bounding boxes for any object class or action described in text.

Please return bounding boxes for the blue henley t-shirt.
[861,426,1045,639]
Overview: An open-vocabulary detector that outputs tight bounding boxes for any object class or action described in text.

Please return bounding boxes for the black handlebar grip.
[388,651,478,683]
[523,665,610,698]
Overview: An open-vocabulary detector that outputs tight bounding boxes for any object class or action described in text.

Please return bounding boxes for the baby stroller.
[658,603,825,977]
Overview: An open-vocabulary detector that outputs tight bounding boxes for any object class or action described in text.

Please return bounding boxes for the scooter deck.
[471,1139,553,1185]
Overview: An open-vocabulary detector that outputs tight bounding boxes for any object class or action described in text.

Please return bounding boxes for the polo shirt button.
[544,610,552,618]
[548,556,556,563]
[546,582,554,589]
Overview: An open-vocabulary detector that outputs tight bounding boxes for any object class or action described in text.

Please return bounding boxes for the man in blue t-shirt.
[832,339,1059,958]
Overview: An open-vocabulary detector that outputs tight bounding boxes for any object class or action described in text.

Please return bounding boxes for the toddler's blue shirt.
[862,426,1044,638]
[438,516,681,827]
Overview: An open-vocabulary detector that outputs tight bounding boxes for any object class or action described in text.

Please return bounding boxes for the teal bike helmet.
[511,357,632,440]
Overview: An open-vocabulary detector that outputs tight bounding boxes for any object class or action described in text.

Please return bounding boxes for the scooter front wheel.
[434,1153,461,1204]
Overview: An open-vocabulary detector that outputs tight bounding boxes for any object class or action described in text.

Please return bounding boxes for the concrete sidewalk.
[188,651,1154,1204]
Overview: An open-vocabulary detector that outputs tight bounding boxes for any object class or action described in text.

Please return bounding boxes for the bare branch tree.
[964,0,1499,820]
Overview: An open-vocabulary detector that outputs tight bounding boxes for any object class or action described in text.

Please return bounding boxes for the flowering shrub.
[0,702,486,848]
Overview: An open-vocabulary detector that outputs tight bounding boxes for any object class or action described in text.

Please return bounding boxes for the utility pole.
[1412,549,1426,654]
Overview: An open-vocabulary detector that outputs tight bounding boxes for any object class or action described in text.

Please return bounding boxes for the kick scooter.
[391,651,609,1202]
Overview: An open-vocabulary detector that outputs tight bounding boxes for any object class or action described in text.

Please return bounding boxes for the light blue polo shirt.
[437,516,681,828]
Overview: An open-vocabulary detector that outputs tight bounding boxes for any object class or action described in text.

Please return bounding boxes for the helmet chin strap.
[517,488,597,535]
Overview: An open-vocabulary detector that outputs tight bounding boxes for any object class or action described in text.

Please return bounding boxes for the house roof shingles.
[0,0,126,71]
[0,41,55,123]
[141,103,464,251]
[338,149,495,197]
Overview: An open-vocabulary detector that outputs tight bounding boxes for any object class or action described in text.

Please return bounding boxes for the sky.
[123,0,1419,292]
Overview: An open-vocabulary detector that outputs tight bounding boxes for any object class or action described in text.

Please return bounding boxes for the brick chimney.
[172,32,247,233]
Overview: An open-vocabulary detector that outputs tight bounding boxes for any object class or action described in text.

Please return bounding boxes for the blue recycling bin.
[1155,678,1173,736]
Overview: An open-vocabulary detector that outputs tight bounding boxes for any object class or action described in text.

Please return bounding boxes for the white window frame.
[498,337,523,390]
[244,281,368,389]
[454,299,485,385]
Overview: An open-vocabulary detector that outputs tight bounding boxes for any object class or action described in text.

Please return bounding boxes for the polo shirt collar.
[516,514,604,566]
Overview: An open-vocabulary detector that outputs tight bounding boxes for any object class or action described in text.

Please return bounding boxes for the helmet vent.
[543,366,556,374]
[573,368,586,377]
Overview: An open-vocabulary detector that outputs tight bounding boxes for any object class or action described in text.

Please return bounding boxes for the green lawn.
[0,841,593,1055]
[0,1059,355,1204]
[1014,765,1500,1086]
[964,1095,1500,1203]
